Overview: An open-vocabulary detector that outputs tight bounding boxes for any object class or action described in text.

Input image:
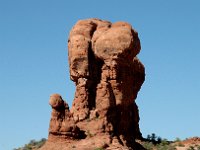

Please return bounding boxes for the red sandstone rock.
[40,18,145,150]
[48,94,81,140]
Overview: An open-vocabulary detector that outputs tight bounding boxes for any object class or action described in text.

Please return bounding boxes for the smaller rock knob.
[49,93,64,108]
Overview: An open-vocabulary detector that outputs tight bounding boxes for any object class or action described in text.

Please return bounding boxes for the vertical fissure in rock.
[87,41,104,110]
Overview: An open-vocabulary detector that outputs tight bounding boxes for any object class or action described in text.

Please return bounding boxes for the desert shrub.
[14,138,46,150]
[156,144,176,150]
[177,142,185,147]
[141,133,177,150]
[94,148,104,150]
[197,145,200,150]
[142,142,154,150]
[174,137,181,142]
[187,146,195,150]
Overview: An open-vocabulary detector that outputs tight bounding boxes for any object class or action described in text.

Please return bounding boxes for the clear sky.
[0,0,200,150]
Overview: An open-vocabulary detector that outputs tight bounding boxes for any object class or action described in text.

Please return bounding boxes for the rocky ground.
[176,137,200,150]
[139,136,200,150]
[15,137,200,150]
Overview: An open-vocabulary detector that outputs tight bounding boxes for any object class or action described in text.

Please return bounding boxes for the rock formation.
[40,18,145,150]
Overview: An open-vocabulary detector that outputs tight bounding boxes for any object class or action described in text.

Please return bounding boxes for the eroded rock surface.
[41,18,145,150]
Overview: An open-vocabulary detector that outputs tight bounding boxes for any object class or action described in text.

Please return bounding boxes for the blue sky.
[0,0,200,149]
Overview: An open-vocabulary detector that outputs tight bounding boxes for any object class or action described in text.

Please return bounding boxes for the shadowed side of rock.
[40,18,146,150]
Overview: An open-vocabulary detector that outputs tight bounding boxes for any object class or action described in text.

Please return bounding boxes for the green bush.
[141,133,177,150]
[14,138,46,150]
[94,148,104,150]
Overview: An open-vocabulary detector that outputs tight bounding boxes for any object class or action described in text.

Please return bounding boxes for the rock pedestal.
[41,18,145,150]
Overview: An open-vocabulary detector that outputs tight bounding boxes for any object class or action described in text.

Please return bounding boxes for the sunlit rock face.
[41,18,145,150]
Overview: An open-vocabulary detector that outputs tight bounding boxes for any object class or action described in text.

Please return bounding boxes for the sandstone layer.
[40,18,145,150]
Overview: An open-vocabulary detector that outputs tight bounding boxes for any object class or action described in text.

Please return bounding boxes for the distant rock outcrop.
[40,18,145,150]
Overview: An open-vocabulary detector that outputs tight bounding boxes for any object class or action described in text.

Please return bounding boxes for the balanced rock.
[40,18,145,150]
